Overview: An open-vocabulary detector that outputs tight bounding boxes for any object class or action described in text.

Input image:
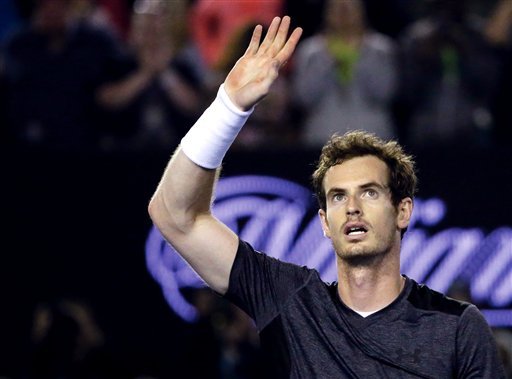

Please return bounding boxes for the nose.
[346,195,362,216]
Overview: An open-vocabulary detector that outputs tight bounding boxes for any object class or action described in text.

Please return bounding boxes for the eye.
[363,189,379,199]
[332,193,346,203]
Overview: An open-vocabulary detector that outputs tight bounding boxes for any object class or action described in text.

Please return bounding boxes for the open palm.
[224,16,303,111]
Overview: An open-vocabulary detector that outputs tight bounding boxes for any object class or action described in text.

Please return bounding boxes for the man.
[0,0,123,151]
[148,16,505,378]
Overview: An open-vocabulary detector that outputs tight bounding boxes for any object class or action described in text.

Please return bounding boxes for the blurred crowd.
[1,0,511,154]
[1,0,511,378]
[20,292,267,378]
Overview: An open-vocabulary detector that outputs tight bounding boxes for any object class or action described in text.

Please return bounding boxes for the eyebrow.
[326,181,389,197]
[360,181,389,191]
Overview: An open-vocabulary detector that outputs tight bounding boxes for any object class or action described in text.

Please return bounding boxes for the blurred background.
[1,0,511,377]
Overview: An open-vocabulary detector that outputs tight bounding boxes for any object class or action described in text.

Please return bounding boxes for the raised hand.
[224,16,303,111]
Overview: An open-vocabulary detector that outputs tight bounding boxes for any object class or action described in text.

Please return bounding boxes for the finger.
[275,26,303,67]
[270,15,291,55]
[244,24,263,56]
[258,16,281,53]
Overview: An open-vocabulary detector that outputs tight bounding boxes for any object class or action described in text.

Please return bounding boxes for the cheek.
[368,204,398,227]
[321,213,340,237]
[385,211,400,234]
[326,207,344,226]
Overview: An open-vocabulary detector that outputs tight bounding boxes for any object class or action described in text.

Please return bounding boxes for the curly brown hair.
[312,131,417,211]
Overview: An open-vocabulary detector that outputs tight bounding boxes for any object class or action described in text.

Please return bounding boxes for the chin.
[335,243,366,258]
[336,243,389,265]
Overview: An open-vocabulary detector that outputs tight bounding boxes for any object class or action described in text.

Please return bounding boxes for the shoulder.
[296,34,328,57]
[406,279,493,337]
[363,31,397,53]
[406,278,471,317]
[234,239,317,281]
[226,239,324,327]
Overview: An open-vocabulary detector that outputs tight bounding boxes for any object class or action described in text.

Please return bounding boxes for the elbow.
[148,192,175,232]
[96,88,118,109]
[147,191,196,238]
[147,194,164,234]
[96,85,129,110]
[147,195,159,226]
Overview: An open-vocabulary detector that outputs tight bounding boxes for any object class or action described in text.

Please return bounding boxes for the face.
[325,0,364,33]
[131,13,168,48]
[318,155,412,263]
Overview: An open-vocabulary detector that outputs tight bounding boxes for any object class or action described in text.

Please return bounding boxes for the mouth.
[344,223,368,237]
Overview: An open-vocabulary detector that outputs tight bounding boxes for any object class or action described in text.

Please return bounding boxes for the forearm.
[97,69,154,109]
[148,84,252,232]
[160,69,202,114]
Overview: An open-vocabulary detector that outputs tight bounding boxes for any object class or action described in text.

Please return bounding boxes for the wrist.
[219,83,255,114]
[180,84,254,169]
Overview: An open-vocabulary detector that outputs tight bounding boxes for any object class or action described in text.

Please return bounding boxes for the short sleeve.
[456,304,507,378]
[224,238,313,330]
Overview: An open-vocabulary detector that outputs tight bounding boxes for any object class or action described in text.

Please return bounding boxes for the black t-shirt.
[225,239,506,378]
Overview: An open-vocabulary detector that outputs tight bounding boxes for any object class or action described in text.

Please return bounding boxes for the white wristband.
[180,84,254,169]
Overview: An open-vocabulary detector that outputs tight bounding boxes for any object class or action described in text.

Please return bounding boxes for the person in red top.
[189,0,283,68]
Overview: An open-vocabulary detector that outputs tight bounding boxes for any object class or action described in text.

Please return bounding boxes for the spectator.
[394,0,500,147]
[97,0,207,152]
[290,0,399,148]
[24,297,126,379]
[0,0,124,152]
[189,0,283,69]
[70,0,131,41]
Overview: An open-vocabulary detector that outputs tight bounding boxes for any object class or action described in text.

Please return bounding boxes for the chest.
[262,288,458,378]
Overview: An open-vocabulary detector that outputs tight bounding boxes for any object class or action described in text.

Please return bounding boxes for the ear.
[318,209,331,238]
[397,197,413,230]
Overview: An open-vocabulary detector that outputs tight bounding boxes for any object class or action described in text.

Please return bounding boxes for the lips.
[343,222,369,237]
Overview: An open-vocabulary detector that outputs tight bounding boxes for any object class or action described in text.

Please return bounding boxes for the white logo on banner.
[146,176,512,325]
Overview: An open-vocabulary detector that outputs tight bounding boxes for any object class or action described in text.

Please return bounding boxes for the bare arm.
[159,69,202,114]
[97,68,154,109]
[485,0,512,46]
[148,16,302,295]
[97,44,163,109]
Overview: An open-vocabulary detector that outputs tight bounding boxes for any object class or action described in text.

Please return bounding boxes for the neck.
[327,27,365,42]
[336,251,404,312]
